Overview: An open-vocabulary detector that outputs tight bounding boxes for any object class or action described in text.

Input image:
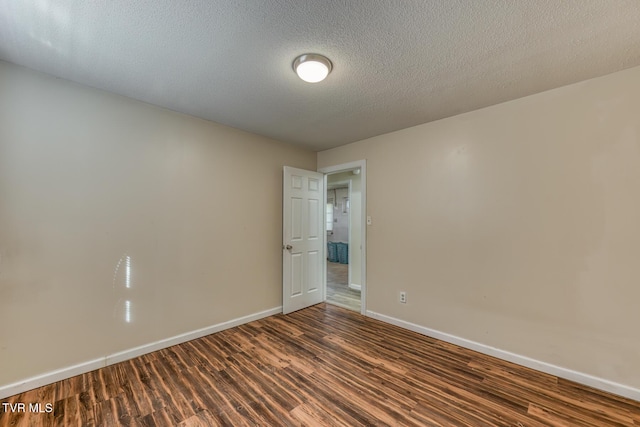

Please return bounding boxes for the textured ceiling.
[1,1,640,151]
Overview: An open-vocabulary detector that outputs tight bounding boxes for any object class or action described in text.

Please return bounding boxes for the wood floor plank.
[310,364,417,426]
[290,401,340,427]
[92,394,131,427]
[2,303,639,426]
[276,366,372,426]
[482,376,635,426]
[137,406,180,427]
[176,409,221,427]
[184,338,228,372]
[144,361,197,422]
[116,363,156,418]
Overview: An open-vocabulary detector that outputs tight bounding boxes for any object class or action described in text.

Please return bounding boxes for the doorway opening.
[321,161,366,314]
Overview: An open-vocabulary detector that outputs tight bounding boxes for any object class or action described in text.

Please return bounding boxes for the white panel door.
[283,166,325,314]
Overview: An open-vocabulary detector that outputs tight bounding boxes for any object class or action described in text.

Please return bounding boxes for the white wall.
[318,65,640,393]
[349,173,362,288]
[0,61,315,389]
[327,186,350,243]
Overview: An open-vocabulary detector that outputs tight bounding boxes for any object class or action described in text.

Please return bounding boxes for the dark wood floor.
[326,261,361,312]
[2,304,639,426]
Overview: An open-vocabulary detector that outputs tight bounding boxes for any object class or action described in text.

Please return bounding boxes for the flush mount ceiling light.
[293,54,332,83]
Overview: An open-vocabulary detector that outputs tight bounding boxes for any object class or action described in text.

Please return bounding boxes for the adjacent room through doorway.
[325,169,362,312]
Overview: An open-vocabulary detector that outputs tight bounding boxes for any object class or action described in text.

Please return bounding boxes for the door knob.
[284,244,293,250]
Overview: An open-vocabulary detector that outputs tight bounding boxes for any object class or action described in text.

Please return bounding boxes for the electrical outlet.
[399,291,407,304]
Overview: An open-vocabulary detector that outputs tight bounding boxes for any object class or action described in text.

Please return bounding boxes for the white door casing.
[283,166,325,314]
[319,159,367,315]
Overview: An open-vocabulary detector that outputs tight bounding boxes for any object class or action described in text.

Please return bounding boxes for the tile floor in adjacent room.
[326,261,361,312]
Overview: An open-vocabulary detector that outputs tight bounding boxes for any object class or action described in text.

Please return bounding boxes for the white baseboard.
[366,310,640,402]
[106,306,281,365]
[0,306,282,399]
[349,283,361,291]
[0,358,106,401]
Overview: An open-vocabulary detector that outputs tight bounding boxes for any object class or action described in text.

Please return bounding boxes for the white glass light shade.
[293,54,332,83]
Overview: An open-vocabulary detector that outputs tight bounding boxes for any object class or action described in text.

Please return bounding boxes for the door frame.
[319,160,367,315]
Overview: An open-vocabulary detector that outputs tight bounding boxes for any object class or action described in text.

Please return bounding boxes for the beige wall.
[318,65,640,389]
[0,61,315,387]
